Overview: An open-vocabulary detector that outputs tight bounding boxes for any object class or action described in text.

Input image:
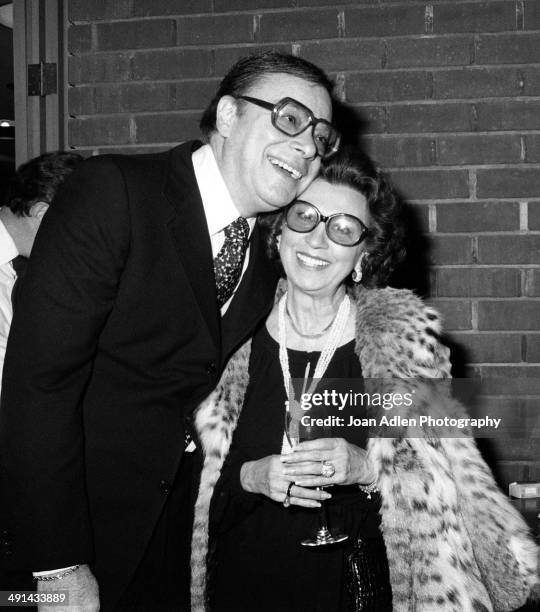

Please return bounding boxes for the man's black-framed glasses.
[285,200,369,247]
[236,95,340,159]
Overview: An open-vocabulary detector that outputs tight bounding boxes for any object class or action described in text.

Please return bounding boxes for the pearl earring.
[352,253,366,284]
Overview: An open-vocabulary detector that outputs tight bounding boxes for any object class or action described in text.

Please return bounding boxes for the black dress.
[209,324,390,612]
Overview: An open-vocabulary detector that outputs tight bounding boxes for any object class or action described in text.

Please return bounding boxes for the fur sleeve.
[370,412,539,611]
[445,434,539,609]
[357,287,539,609]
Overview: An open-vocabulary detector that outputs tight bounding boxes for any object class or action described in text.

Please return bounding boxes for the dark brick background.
[66,0,539,487]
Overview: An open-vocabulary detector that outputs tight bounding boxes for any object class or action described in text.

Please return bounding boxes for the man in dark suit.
[0,52,339,610]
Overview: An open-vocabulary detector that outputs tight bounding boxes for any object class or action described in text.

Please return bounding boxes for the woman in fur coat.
[191,147,539,612]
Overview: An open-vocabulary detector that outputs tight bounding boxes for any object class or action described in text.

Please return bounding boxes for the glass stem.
[316,487,331,536]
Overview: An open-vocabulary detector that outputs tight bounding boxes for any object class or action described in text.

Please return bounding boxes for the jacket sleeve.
[0,156,130,571]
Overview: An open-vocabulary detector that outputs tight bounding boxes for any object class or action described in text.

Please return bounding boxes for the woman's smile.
[296,251,331,269]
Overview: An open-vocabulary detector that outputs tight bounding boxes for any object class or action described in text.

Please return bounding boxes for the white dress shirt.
[0,217,18,393]
[192,144,256,314]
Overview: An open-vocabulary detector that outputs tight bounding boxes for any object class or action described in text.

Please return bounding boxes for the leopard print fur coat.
[191,286,539,612]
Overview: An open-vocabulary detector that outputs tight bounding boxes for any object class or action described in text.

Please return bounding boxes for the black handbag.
[346,536,393,611]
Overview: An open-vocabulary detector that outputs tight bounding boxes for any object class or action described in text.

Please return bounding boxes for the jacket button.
[159,480,171,495]
[205,362,217,375]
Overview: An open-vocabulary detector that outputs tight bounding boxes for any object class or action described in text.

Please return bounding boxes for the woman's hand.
[240,455,331,508]
[280,438,376,488]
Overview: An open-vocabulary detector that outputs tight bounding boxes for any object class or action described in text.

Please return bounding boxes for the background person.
[190,146,539,612]
[0,150,82,391]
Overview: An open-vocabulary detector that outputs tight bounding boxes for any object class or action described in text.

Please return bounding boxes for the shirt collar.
[192,144,255,237]
[0,216,19,266]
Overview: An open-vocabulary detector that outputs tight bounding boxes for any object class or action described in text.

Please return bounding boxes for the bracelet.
[35,565,80,581]
[358,481,379,500]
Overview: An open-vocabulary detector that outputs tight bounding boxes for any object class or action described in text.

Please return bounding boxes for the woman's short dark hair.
[200,51,334,140]
[4,151,83,216]
[258,145,407,288]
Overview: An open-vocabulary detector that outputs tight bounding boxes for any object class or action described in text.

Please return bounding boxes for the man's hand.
[37,564,99,612]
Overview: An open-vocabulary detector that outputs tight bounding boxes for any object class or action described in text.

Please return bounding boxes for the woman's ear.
[215,95,239,138]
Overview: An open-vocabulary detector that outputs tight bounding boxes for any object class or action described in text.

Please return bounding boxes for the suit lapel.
[221,222,279,361]
[163,142,220,352]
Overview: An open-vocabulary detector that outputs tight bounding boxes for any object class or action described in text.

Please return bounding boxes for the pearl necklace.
[279,292,350,452]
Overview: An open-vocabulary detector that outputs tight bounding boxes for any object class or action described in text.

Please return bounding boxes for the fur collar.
[191,286,539,611]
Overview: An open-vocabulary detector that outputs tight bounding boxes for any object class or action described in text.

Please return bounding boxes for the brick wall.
[67,0,539,486]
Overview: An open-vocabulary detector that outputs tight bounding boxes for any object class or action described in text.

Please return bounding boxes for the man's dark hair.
[200,51,334,139]
[259,145,407,288]
[3,151,83,216]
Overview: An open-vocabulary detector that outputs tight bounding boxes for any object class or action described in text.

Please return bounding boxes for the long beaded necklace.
[279,291,350,453]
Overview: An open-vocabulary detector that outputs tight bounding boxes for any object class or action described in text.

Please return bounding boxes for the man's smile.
[268,156,304,180]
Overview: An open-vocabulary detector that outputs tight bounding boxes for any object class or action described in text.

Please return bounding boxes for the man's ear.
[29,201,49,221]
[215,95,239,138]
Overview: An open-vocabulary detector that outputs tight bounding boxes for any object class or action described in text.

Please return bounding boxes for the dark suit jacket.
[0,141,278,607]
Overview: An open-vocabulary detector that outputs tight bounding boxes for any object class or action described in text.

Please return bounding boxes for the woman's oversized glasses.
[285,200,369,247]
[236,95,340,159]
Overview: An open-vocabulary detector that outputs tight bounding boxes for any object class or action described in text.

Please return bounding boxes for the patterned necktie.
[214,217,250,307]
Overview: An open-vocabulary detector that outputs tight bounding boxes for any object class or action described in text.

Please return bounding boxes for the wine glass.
[284,399,348,546]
